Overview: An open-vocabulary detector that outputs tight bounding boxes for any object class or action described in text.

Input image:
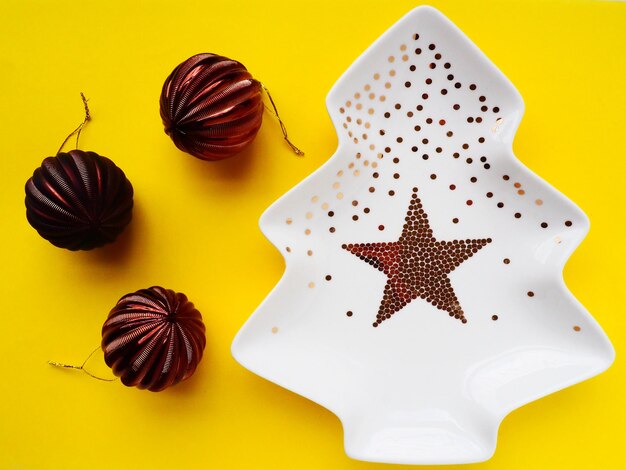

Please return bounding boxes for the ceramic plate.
[232,6,614,465]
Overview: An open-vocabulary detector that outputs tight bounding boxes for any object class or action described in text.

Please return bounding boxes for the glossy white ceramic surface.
[232,6,614,464]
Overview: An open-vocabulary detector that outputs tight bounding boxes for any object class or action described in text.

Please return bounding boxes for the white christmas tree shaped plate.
[232,5,614,465]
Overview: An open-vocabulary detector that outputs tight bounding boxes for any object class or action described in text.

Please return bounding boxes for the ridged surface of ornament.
[25,150,133,251]
[102,286,206,392]
[160,53,264,160]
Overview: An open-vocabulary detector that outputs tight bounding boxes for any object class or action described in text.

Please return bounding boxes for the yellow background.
[0,0,624,468]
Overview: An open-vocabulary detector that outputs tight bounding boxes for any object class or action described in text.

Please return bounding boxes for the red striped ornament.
[160,53,264,161]
[102,286,206,392]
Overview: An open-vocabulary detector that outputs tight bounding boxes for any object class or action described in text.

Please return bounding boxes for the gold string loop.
[57,92,91,155]
[260,83,304,157]
[48,346,117,382]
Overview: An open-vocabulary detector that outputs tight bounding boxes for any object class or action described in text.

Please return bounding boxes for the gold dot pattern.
[342,188,491,327]
[281,29,577,330]
[334,32,547,227]
[370,34,575,229]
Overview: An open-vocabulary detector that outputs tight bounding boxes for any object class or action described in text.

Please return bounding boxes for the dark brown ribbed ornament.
[25,149,133,250]
[160,53,264,161]
[102,286,206,392]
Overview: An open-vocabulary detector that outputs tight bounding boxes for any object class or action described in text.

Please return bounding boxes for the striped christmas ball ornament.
[25,149,133,251]
[102,286,206,392]
[160,53,264,161]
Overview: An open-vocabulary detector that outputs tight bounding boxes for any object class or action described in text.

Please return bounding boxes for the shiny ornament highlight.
[102,286,206,392]
[160,53,264,161]
[25,149,133,250]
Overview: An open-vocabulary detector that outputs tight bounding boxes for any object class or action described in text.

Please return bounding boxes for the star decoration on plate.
[233,7,614,464]
[342,187,491,327]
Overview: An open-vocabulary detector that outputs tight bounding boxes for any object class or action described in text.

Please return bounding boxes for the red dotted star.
[342,187,492,327]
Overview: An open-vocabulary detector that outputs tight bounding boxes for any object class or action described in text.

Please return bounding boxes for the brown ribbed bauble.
[101,286,206,392]
[25,149,133,251]
[160,53,264,161]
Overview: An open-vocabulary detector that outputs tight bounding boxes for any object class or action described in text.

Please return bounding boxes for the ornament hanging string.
[48,346,117,382]
[57,92,91,155]
[260,83,305,157]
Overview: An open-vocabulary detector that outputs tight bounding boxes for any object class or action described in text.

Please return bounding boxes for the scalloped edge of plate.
[232,5,615,465]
